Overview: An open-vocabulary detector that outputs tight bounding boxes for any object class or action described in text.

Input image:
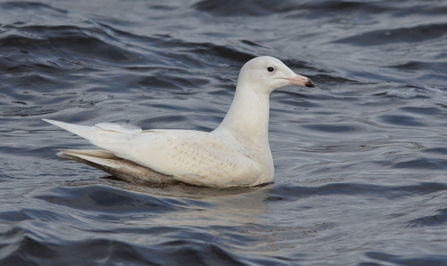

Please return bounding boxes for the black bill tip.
[305,79,316,88]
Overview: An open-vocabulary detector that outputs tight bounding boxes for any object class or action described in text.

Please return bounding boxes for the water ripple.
[1,0,447,265]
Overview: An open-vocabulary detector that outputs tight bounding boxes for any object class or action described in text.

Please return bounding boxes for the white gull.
[43,56,315,187]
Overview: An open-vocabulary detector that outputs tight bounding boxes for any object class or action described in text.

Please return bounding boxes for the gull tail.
[43,118,144,152]
[43,119,92,140]
[57,149,176,186]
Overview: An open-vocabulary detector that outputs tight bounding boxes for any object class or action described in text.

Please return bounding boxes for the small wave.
[386,88,419,98]
[407,208,447,227]
[193,0,299,17]
[333,23,447,46]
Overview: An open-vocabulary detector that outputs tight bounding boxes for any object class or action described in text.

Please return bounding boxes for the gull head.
[238,56,315,94]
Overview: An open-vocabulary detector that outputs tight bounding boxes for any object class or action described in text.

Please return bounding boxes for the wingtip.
[42,118,74,128]
[42,118,92,140]
[42,118,58,125]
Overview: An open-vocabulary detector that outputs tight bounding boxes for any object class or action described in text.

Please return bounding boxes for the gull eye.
[267,66,275,72]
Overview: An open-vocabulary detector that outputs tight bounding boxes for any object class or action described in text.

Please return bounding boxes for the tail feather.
[57,149,119,159]
[57,149,120,168]
[57,149,176,185]
[44,119,177,185]
[43,119,143,152]
[43,119,92,140]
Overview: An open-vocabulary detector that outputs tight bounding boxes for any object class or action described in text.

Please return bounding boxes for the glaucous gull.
[43,56,315,187]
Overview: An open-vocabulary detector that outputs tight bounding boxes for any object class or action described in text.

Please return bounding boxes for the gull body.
[44,56,315,187]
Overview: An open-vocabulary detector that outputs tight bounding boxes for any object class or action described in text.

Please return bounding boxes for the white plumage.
[44,56,315,187]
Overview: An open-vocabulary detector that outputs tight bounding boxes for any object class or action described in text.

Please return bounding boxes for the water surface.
[1,0,447,265]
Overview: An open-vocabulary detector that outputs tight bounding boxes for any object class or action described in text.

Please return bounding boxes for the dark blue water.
[1,0,447,265]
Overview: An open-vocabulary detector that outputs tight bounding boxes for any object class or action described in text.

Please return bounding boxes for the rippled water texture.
[1,1,447,265]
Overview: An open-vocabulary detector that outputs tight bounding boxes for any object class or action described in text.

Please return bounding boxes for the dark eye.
[267,66,275,72]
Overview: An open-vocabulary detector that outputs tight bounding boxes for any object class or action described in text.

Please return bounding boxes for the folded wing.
[44,119,262,187]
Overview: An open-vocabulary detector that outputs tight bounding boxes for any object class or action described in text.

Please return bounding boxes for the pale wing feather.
[44,119,263,186]
[95,122,142,132]
[85,129,262,187]
[43,119,142,140]
[123,131,262,186]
